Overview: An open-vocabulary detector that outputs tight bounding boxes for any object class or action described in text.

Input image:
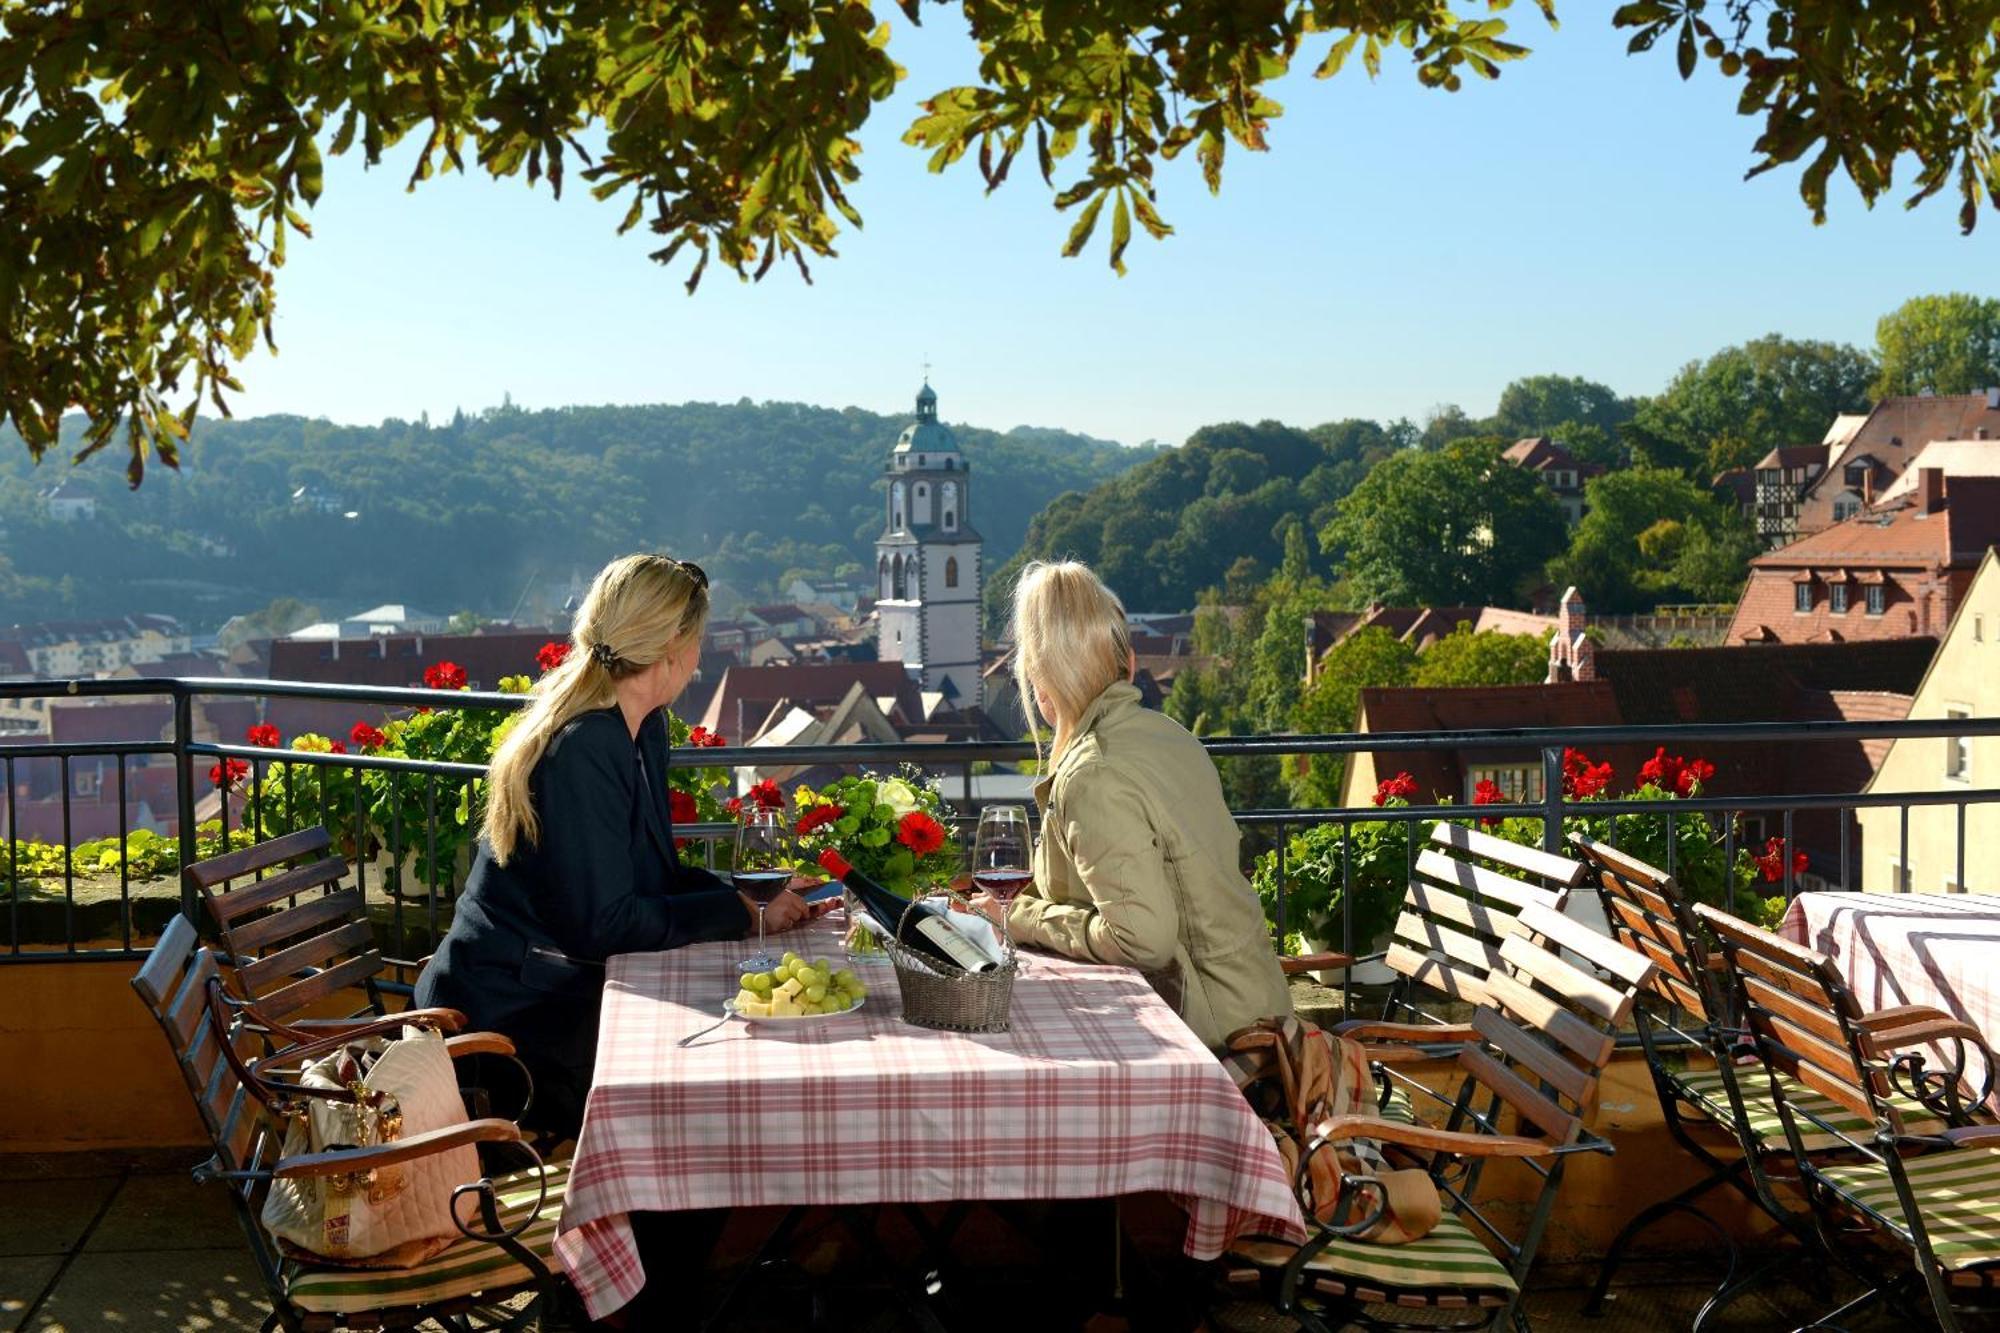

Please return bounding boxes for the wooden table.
[552,914,1305,1320]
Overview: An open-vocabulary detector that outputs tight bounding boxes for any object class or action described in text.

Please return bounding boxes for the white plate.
[723,993,867,1025]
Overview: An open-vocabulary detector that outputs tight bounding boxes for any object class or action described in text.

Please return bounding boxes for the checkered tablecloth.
[552,914,1306,1319]
[1782,891,2000,1096]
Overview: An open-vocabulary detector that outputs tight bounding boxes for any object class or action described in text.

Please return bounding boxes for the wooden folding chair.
[132,913,567,1333]
[186,826,410,1027]
[1225,902,1655,1332]
[1699,903,2000,1332]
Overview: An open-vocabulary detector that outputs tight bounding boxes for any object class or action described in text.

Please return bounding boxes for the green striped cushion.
[285,1159,569,1315]
[1820,1147,2000,1273]
[1377,1084,1419,1125]
[1232,1209,1516,1298]
[1675,1067,1946,1152]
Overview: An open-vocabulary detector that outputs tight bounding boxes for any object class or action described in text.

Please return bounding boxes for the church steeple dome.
[916,382,938,419]
[894,381,960,459]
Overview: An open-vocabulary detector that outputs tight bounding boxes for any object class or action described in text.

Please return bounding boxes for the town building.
[1856,547,2000,894]
[1502,437,1603,524]
[1752,444,1833,547]
[1726,472,2000,646]
[1305,605,1558,687]
[1786,391,2000,541]
[260,629,555,740]
[40,480,97,522]
[0,615,191,678]
[875,383,984,708]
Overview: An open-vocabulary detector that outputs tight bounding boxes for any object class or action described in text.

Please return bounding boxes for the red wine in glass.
[972,806,1032,944]
[970,868,1034,903]
[736,809,794,971]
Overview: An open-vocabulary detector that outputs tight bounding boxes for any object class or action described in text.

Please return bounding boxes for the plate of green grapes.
[728,951,869,1022]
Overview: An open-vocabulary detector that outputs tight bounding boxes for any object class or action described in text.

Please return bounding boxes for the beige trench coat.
[1008,681,1292,1049]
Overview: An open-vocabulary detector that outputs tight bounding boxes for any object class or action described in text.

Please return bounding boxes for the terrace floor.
[0,1149,1938,1333]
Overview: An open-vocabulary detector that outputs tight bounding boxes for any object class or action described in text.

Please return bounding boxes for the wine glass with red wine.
[735,806,794,971]
[971,805,1033,945]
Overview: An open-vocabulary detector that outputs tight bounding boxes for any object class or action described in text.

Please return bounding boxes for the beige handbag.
[255,1024,479,1267]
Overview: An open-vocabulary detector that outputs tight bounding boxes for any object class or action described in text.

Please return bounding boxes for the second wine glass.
[971,805,1033,945]
[734,806,795,972]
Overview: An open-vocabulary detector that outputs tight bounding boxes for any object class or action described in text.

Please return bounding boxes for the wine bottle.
[842,868,1000,974]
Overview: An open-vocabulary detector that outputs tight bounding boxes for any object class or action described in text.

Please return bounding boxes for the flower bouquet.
[790,769,961,959]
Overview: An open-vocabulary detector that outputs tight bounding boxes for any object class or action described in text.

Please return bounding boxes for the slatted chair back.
[130,917,290,1287]
[1378,822,1584,1025]
[1692,904,1895,1143]
[1570,835,1719,1026]
[186,825,385,1024]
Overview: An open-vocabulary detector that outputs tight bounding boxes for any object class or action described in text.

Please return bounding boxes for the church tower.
[876,382,983,708]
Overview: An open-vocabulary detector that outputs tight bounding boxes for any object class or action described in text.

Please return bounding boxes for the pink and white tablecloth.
[552,914,1306,1319]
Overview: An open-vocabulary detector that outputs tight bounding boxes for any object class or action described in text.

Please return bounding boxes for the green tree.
[1410,624,1550,688]
[1872,293,2000,398]
[1288,627,1419,806]
[1490,375,1635,439]
[11,3,1999,480]
[1630,334,1876,476]
[1321,440,1567,607]
[1553,467,1755,611]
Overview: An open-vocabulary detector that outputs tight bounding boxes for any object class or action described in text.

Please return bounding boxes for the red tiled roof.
[266,631,556,690]
[0,640,30,675]
[699,662,923,738]
[1799,392,2000,531]
[1502,437,1601,476]
[1751,482,2000,569]
[1354,681,1625,805]
[1591,640,1935,725]
[49,701,173,745]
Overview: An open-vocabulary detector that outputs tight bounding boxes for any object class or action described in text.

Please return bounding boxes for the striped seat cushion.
[285,1159,568,1315]
[1230,1208,1516,1301]
[1377,1084,1419,1125]
[1675,1066,1946,1152]
[1819,1146,2000,1275]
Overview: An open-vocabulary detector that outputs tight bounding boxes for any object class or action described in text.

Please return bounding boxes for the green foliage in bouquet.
[789,768,961,897]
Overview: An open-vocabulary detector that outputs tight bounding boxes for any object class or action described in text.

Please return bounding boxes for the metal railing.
[4,678,1998,984]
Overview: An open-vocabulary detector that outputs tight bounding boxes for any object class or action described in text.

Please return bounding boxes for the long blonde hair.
[1010,560,1132,767]
[484,553,709,864]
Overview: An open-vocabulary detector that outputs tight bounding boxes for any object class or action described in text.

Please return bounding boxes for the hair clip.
[590,641,618,668]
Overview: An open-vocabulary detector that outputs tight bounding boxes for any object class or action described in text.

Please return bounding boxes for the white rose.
[878,778,921,816]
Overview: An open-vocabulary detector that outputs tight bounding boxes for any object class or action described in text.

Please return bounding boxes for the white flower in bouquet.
[877,778,922,816]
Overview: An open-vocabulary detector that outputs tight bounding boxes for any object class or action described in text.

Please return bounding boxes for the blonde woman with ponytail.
[976,560,1290,1052]
[417,553,808,1138]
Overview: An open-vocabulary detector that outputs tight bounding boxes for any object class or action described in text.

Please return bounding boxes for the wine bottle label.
[913,914,998,974]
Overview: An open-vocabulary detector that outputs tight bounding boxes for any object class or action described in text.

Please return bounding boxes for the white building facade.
[875,383,983,708]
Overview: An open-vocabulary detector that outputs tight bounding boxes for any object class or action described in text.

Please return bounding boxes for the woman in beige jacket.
[975,560,1291,1051]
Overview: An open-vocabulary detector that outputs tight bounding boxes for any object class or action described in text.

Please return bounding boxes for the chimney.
[1861,468,1875,506]
[1918,467,1945,515]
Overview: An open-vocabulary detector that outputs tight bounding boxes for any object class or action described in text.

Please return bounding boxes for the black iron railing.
[3,677,1998,981]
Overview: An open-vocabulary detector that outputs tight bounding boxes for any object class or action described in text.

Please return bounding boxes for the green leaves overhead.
[5,0,1999,483]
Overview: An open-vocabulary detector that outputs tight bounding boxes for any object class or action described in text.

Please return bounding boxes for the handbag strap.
[202,975,443,1115]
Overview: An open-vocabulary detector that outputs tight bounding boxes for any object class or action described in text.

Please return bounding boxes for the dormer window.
[1794,583,1813,613]
[1866,584,1887,616]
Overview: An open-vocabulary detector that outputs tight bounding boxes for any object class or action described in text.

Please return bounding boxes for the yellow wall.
[1858,549,2000,895]
[0,958,206,1151]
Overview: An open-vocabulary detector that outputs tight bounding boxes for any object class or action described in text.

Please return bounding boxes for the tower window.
[878,555,891,599]
[945,556,959,589]
[892,554,907,600]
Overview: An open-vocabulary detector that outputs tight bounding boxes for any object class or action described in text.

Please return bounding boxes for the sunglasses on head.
[666,557,707,590]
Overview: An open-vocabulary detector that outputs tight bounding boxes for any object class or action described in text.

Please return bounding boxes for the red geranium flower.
[1561,748,1614,800]
[246,723,282,749]
[687,726,726,748]
[208,758,249,788]
[797,804,844,836]
[747,778,784,812]
[1755,837,1809,884]
[536,641,571,673]
[1373,772,1419,806]
[724,796,744,818]
[819,847,853,879]
[669,788,698,850]
[895,810,947,856]
[327,741,348,755]
[1637,748,1716,798]
[349,722,387,751]
[423,660,468,691]
[1471,778,1505,827]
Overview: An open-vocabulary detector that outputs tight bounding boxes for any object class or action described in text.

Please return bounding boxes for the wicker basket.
[885,891,1017,1034]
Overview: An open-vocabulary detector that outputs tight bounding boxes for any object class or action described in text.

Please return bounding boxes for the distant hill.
[988,418,1401,622]
[0,399,1156,629]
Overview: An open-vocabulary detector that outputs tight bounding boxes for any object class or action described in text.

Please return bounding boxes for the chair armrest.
[1311,1113,1555,1160]
[1862,1018,1988,1056]
[1942,1124,2000,1147]
[1329,1020,1480,1063]
[445,1032,518,1060]
[273,1118,524,1179]
[1281,952,1356,976]
[260,1009,470,1067]
[1857,1004,1951,1031]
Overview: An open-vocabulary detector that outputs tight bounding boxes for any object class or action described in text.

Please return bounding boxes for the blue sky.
[232,9,1998,447]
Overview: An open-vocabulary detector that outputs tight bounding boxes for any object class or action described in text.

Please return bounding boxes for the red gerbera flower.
[349,722,387,751]
[797,804,845,836]
[1373,772,1419,807]
[246,723,282,749]
[1471,778,1505,827]
[208,758,250,788]
[895,811,946,856]
[819,848,853,879]
[423,660,468,691]
[536,641,572,673]
[687,726,726,748]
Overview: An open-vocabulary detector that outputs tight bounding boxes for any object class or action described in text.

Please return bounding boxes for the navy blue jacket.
[416,705,745,1126]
